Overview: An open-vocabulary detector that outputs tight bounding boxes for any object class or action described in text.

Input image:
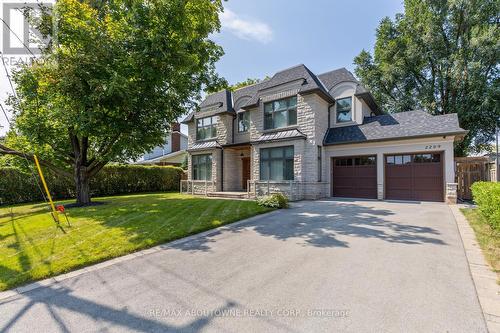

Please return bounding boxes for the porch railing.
[180,180,216,196]
[247,180,304,201]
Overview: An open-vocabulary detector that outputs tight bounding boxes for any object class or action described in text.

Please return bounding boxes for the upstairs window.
[264,96,297,130]
[238,111,250,132]
[336,97,352,123]
[196,116,217,140]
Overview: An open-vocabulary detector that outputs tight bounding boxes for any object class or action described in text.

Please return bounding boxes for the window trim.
[192,154,212,180]
[263,96,298,130]
[237,111,250,133]
[196,116,217,141]
[385,153,441,165]
[335,96,353,123]
[259,145,295,181]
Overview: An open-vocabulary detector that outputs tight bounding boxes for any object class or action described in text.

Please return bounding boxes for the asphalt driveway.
[0,199,487,332]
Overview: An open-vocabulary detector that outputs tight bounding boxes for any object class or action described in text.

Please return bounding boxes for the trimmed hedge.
[0,165,184,205]
[471,181,500,231]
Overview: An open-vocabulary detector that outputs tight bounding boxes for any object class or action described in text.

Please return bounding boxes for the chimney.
[171,122,181,152]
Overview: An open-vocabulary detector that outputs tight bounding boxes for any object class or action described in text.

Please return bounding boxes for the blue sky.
[214,0,404,85]
[0,0,404,135]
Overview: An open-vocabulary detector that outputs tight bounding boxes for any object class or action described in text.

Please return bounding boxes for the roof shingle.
[323,110,467,145]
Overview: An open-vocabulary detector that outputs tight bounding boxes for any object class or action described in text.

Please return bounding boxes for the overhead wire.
[0,13,52,209]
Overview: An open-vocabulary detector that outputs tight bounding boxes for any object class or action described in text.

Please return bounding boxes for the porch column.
[376,152,384,200]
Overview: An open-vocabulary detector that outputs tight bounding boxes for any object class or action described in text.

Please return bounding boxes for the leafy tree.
[206,76,270,94]
[0,0,225,205]
[354,0,499,155]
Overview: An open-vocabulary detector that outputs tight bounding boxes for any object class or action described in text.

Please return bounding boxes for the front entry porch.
[222,144,252,192]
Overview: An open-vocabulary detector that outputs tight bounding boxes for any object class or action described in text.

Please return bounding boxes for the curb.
[449,205,500,333]
[0,208,281,303]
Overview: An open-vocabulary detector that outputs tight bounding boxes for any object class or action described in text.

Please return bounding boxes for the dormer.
[317,68,381,128]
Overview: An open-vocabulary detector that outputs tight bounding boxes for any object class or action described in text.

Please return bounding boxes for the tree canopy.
[0,0,225,204]
[354,0,499,155]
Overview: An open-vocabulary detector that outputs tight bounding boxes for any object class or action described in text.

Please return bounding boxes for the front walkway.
[0,200,487,332]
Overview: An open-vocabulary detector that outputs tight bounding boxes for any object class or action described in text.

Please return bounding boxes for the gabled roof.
[199,89,233,115]
[182,64,381,123]
[323,110,467,146]
[181,89,233,123]
[242,64,334,108]
[318,67,381,113]
[317,68,358,91]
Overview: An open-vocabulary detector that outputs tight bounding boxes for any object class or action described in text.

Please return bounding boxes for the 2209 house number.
[424,145,441,149]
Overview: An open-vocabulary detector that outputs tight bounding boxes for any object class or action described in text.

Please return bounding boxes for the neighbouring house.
[135,123,188,166]
[181,65,467,203]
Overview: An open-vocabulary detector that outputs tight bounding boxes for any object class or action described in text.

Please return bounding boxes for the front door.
[242,157,250,190]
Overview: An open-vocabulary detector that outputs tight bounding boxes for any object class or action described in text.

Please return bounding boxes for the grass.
[0,193,272,291]
[461,208,500,281]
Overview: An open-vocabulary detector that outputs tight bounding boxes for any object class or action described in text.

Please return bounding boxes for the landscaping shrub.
[471,181,500,231]
[257,193,289,209]
[0,165,183,205]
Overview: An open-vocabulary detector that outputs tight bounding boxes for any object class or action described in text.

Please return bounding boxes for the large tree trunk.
[74,165,91,205]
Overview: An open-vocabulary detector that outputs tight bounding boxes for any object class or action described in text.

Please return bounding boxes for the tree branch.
[0,143,72,178]
[88,160,107,178]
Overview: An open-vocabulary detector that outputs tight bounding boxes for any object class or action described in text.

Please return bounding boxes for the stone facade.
[446,183,458,204]
[184,84,459,203]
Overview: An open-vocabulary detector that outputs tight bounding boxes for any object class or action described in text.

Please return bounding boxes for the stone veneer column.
[446,183,458,204]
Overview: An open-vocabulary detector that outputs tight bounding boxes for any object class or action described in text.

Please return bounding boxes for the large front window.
[192,154,212,180]
[260,146,294,181]
[264,96,297,130]
[196,116,217,140]
[336,97,352,123]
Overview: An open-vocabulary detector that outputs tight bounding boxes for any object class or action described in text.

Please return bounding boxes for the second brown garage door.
[385,153,444,202]
[332,156,377,199]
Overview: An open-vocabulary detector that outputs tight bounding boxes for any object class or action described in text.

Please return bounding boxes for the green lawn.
[461,208,499,282]
[0,193,272,291]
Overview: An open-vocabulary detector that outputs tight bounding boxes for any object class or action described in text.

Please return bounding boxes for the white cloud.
[220,9,273,44]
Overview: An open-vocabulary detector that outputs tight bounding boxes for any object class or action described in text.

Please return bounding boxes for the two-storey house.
[182,65,466,203]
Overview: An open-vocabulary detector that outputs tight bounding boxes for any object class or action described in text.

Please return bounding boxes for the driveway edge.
[449,204,500,333]
[0,209,280,303]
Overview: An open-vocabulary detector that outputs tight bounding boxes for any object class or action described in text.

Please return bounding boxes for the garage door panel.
[332,156,377,199]
[413,178,442,190]
[387,189,413,200]
[413,190,442,202]
[385,153,444,202]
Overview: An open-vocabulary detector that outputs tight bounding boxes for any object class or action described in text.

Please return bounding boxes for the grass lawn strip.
[0,193,272,291]
[461,208,499,281]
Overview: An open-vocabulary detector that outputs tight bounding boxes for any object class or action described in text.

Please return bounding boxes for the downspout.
[232,113,236,144]
[221,147,224,192]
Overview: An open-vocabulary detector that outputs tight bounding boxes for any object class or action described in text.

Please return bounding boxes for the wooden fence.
[455,157,491,201]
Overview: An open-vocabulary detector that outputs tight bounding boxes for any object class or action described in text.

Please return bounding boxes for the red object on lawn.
[56,205,65,213]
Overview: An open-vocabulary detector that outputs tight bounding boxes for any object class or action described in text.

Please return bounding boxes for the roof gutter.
[323,130,469,146]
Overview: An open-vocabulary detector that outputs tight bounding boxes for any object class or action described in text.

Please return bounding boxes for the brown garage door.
[332,156,377,199]
[385,153,444,202]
